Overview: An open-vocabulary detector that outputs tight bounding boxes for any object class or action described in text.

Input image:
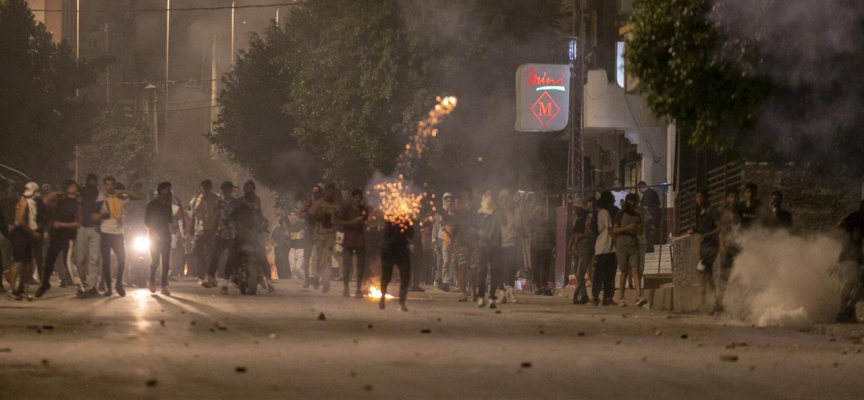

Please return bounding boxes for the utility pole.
[163,0,170,155]
[104,22,109,103]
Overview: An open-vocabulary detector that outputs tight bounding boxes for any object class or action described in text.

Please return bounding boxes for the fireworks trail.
[373,96,458,231]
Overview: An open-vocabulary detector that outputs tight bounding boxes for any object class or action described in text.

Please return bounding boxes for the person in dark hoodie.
[35,181,92,298]
[145,182,174,295]
[230,179,273,294]
[474,189,504,309]
[379,218,414,311]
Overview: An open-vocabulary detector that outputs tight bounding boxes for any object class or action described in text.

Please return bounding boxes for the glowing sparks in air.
[367,286,394,300]
[376,96,458,229]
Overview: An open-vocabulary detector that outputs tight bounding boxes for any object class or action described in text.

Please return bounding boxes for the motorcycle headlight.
[132,236,151,253]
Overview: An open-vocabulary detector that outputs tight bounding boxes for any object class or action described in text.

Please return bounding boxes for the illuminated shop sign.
[515,64,570,132]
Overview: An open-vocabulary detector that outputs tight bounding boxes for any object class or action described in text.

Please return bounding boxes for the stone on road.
[1,279,862,399]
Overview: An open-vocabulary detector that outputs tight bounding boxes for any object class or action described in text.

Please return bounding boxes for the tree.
[77,109,155,186]
[0,0,103,183]
[625,0,773,150]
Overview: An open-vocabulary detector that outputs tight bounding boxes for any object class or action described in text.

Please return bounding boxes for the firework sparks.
[367,286,395,300]
[375,96,458,228]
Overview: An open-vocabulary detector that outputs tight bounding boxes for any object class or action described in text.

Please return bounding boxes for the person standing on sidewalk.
[569,199,595,304]
[613,194,646,307]
[337,189,368,298]
[308,184,340,293]
[145,182,174,295]
[97,176,141,297]
[691,189,720,311]
[75,173,102,290]
[591,191,618,306]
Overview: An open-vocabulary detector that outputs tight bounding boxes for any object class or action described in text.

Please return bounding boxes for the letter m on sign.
[530,92,560,128]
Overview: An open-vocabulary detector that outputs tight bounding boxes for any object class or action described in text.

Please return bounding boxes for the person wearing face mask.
[145,182,175,295]
[6,182,42,300]
[35,181,94,298]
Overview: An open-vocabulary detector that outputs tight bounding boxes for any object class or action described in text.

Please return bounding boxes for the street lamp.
[145,83,158,153]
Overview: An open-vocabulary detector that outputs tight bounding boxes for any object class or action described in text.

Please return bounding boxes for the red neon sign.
[530,91,560,128]
[523,67,566,86]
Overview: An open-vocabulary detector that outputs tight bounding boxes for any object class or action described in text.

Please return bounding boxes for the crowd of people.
[2,174,860,323]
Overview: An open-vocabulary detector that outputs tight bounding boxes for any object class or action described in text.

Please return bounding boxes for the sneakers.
[378,299,386,310]
[634,297,648,307]
[542,287,554,296]
[302,278,311,289]
[6,291,22,301]
[590,298,600,307]
[602,298,618,306]
[202,276,218,289]
[489,299,497,309]
[148,281,157,294]
[618,299,628,307]
[438,283,450,292]
[506,286,519,304]
[115,283,126,297]
[477,297,487,308]
[397,304,408,312]
[161,286,171,296]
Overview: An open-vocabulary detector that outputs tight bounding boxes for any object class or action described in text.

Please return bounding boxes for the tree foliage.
[211,0,565,194]
[625,0,774,150]
[0,0,103,183]
[77,109,154,185]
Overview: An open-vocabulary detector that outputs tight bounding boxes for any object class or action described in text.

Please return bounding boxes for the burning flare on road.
[367,286,394,300]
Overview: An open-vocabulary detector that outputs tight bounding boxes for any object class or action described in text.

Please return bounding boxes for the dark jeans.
[592,253,617,300]
[381,249,410,305]
[100,233,126,286]
[502,245,518,289]
[274,246,290,279]
[149,233,171,286]
[342,245,366,289]
[41,237,71,287]
[211,237,234,279]
[532,249,552,289]
[192,230,216,278]
[476,246,503,300]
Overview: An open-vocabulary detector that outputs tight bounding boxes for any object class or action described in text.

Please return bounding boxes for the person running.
[6,182,42,300]
[378,219,414,311]
[474,189,504,309]
[613,194,646,307]
[190,180,221,288]
[35,181,94,298]
[691,189,720,310]
[75,173,102,290]
[145,182,174,295]
[286,209,307,281]
[336,189,368,298]
[308,184,340,293]
[97,176,141,297]
[835,200,864,323]
[569,198,594,304]
[715,187,741,314]
[591,191,618,306]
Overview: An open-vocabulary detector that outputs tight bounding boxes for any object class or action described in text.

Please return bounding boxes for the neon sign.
[516,64,570,131]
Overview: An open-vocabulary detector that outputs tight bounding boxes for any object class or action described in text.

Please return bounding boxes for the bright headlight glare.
[132,236,151,253]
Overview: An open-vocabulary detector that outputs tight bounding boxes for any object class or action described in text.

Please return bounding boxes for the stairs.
[643,244,672,275]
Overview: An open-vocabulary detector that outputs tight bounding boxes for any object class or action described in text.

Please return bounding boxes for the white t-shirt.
[99,195,128,235]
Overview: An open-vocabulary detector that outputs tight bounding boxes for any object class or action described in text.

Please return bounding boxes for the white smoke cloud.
[723,230,843,329]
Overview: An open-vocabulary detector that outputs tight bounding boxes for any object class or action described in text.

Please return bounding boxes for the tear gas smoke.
[723,230,843,329]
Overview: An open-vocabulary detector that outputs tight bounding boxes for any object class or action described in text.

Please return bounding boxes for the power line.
[31,2,304,13]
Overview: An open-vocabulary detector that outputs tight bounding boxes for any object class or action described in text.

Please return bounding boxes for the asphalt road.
[1,279,863,400]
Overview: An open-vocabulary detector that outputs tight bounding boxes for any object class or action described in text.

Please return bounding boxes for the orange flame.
[368,286,395,300]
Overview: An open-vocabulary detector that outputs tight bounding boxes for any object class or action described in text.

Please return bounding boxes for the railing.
[675,163,741,234]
